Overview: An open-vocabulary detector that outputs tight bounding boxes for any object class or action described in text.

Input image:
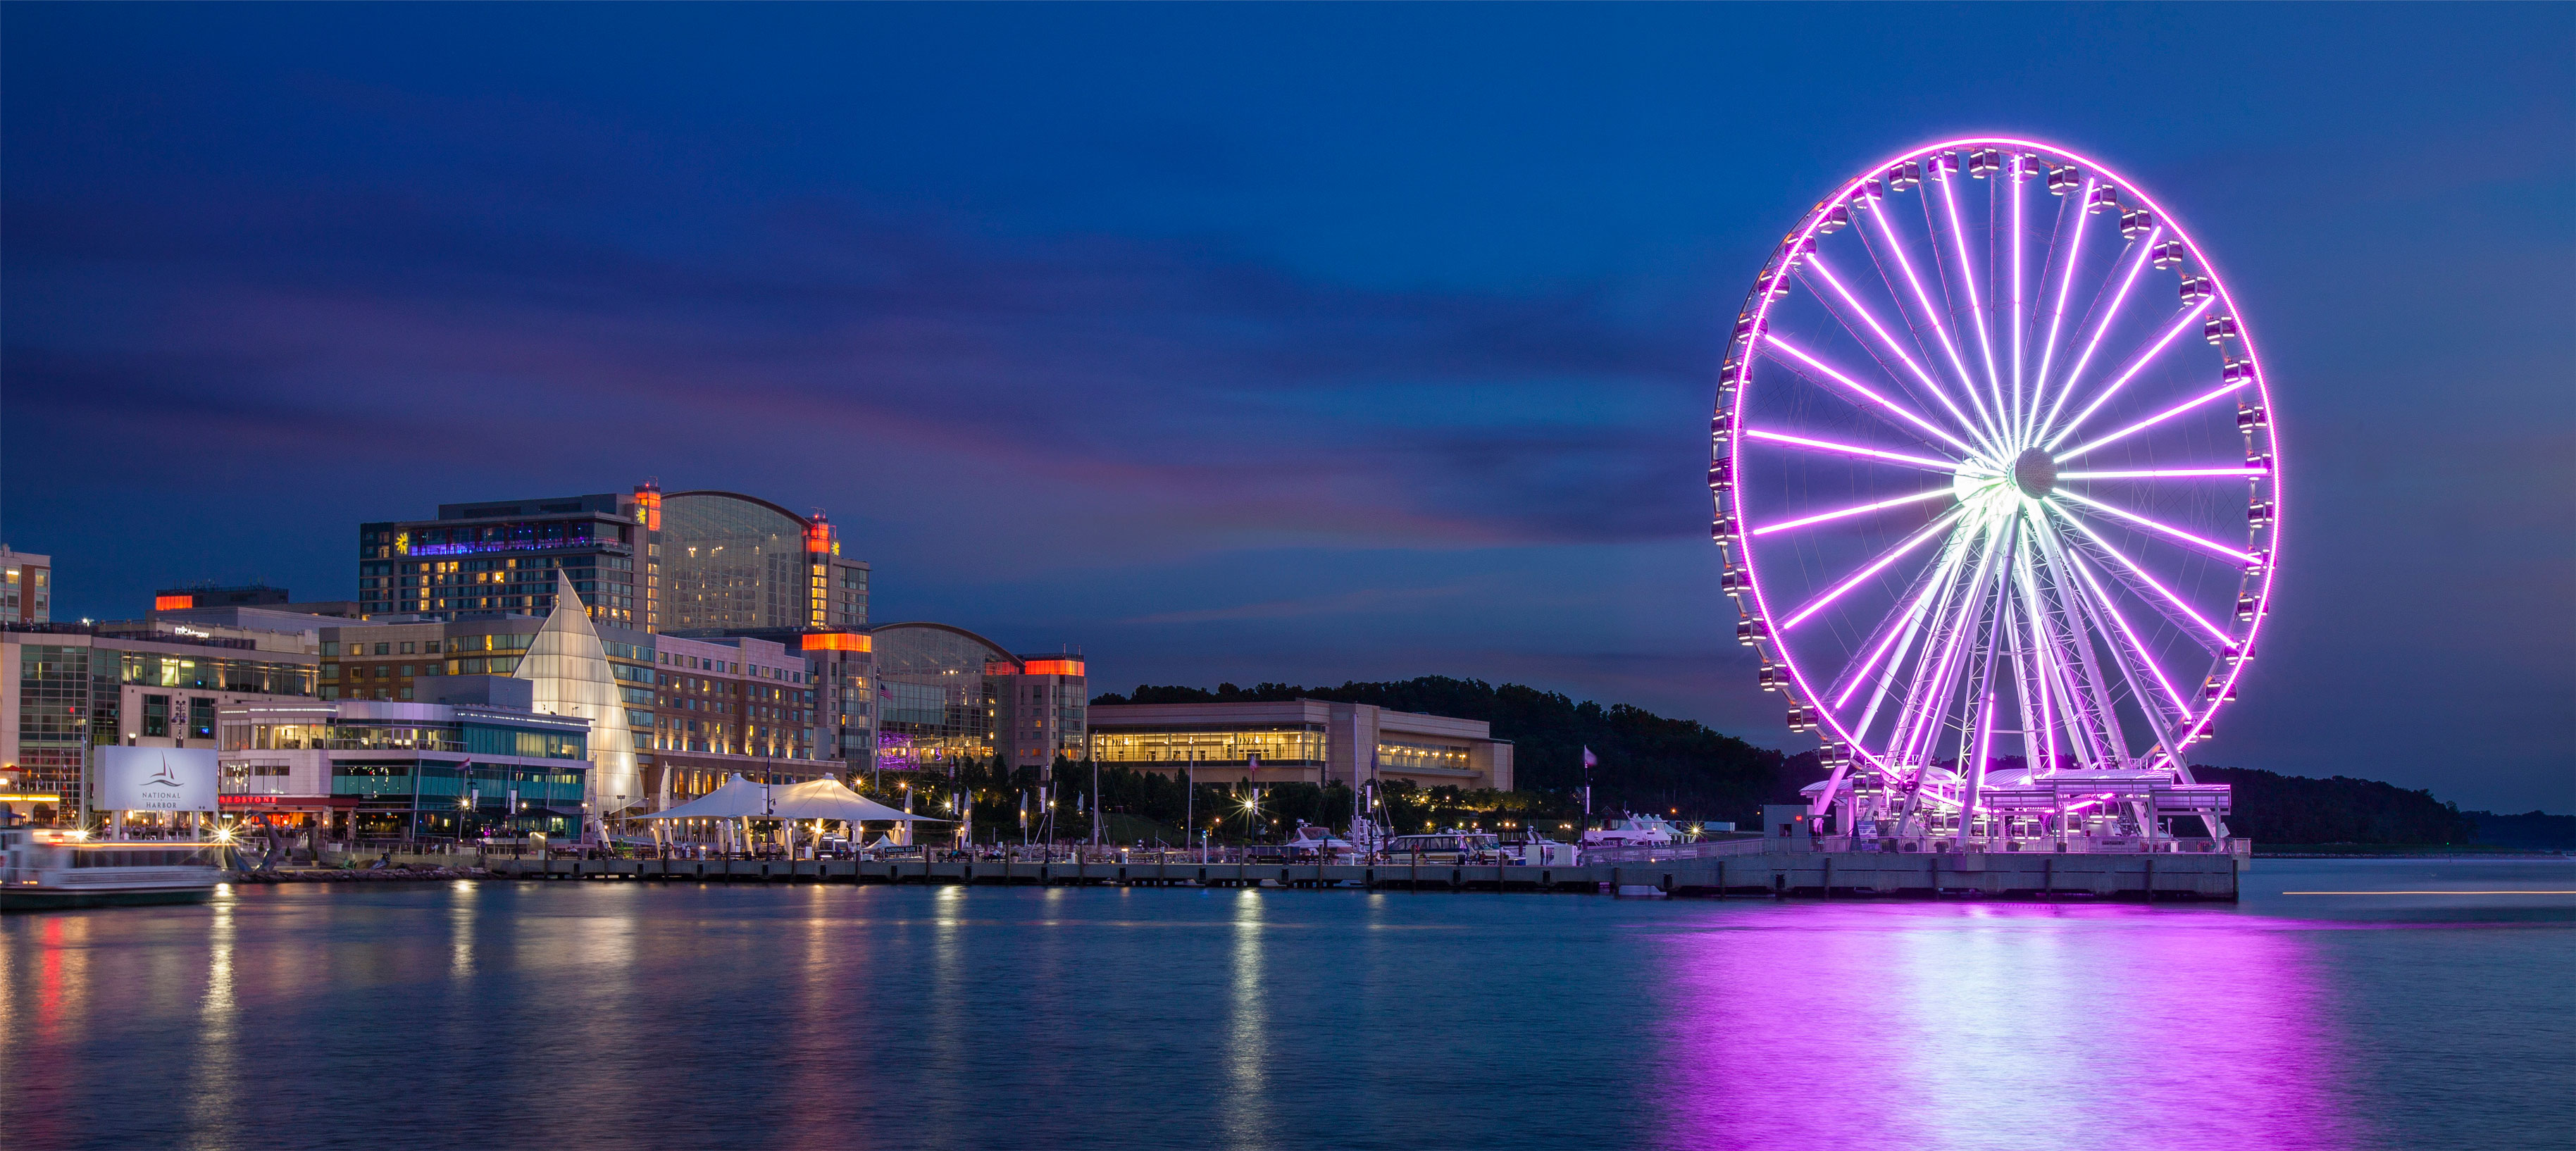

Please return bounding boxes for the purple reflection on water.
[1655,903,2363,1150]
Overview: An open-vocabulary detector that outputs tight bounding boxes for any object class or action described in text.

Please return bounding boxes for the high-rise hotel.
[354,484,870,633]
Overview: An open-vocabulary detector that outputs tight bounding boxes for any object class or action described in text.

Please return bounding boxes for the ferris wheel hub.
[2010,448,2058,498]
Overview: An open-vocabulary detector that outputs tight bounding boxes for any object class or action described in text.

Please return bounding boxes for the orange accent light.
[154,595,194,611]
[1023,659,1084,677]
[801,633,871,652]
[804,521,833,554]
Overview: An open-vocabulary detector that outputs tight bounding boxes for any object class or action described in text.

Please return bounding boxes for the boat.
[0,828,224,910]
[1282,821,1354,859]
[1581,813,1686,848]
[1380,829,1505,864]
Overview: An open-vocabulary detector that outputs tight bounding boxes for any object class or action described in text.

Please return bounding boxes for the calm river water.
[2,859,2569,1150]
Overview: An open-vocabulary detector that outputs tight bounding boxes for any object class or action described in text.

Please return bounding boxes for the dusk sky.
[4,4,2568,810]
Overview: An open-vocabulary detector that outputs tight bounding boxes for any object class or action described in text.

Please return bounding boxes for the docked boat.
[1282,821,1355,859]
[1581,813,1686,848]
[1380,829,1505,863]
[0,828,223,910]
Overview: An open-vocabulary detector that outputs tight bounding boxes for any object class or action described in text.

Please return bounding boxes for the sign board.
[97,746,218,811]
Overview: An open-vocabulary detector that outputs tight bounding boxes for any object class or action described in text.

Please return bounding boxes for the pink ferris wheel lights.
[1716,136,2279,830]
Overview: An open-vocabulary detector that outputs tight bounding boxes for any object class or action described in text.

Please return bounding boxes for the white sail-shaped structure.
[516,571,641,835]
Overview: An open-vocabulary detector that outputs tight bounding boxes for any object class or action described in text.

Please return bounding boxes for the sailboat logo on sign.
[145,754,184,790]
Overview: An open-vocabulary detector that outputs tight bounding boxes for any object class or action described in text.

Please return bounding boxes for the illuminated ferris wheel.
[1714,138,2279,836]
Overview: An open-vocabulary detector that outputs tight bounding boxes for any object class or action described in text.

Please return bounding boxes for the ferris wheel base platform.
[1611,842,2246,902]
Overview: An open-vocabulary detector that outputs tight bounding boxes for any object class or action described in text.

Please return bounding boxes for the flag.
[1583,747,1598,769]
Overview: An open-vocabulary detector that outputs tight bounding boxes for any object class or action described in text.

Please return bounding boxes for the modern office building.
[1,618,321,824]
[1087,699,1513,792]
[151,587,362,626]
[2,547,51,623]
[219,690,591,841]
[868,623,1084,776]
[657,488,870,633]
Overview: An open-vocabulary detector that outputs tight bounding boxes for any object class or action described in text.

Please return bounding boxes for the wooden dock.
[478,849,2241,900]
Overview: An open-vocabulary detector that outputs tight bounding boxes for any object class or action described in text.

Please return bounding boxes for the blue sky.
[5,4,2570,809]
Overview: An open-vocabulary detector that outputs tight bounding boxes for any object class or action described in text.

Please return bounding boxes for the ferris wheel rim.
[1719,135,2282,783]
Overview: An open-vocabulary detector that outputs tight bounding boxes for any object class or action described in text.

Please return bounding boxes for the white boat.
[1581,814,1686,848]
[1381,829,1505,863]
[1,828,224,910]
[1282,821,1354,859]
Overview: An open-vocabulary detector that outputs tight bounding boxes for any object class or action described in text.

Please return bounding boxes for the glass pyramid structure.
[516,571,642,831]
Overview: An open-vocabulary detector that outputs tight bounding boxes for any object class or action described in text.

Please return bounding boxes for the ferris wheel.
[1714,138,2279,834]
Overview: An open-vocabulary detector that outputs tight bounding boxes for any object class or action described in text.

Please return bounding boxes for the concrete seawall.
[477,850,2240,901]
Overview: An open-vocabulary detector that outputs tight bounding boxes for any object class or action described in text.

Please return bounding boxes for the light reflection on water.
[0,859,2565,1151]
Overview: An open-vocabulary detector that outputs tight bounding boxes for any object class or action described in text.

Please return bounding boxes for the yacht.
[1282,821,1355,859]
[0,827,223,910]
[1581,814,1686,848]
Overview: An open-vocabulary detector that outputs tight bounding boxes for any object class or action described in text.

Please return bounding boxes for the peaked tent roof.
[633,774,778,820]
[769,778,934,822]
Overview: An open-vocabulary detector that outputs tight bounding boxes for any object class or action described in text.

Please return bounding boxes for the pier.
[473,842,2246,900]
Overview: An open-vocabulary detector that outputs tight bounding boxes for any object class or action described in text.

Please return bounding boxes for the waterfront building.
[1087,699,1513,791]
[868,622,1084,776]
[356,485,872,636]
[151,584,363,620]
[645,629,834,811]
[315,606,833,823]
[356,492,649,626]
[218,689,590,841]
[2,547,51,623]
[1,618,320,824]
[657,488,870,632]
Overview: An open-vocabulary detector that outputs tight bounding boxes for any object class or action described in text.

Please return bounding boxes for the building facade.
[867,623,1084,776]
[2,547,51,623]
[1,619,321,825]
[356,485,872,637]
[1088,699,1514,792]
[657,489,869,633]
[358,492,649,627]
[219,696,590,840]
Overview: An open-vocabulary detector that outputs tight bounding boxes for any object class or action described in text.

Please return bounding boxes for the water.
[3,859,2569,1150]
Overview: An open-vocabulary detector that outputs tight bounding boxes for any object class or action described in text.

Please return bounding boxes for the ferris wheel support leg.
[1953,516,2022,847]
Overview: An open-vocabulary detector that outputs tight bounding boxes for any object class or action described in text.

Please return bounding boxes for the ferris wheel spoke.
[1839,519,1977,719]
[2056,466,2267,480]
[2006,156,2031,439]
[2063,548,2195,741]
[2037,226,2160,439]
[1740,428,1960,473]
[2043,297,2217,451]
[1927,173,2008,443]
[1864,194,1998,442]
[2027,178,2096,445]
[1754,487,1959,541]
[1775,503,1970,627]
[2043,500,2235,650]
[1894,518,2007,767]
[1798,255,1998,458]
[1762,335,1984,459]
[2051,487,2258,564]
[2053,378,2255,464]
[2027,521,2125,767]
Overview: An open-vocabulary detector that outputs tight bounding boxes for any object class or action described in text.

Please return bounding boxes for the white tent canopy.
[633,774,780,821]
[771,778,935,822]
[634,773,937,822]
